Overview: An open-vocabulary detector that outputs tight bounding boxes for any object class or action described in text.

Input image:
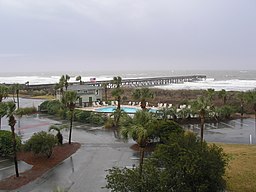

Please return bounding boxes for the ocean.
[0,70,256,91]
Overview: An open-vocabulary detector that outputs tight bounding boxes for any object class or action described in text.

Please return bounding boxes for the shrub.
[216,105,236,119]
[74,110,92,123]
[47,100,62,115]
[89,113,106,125]
[39,100,62,115]
[57,108,68,119]
[0,130,21,157]
[105,132,228,192]
[74,110,106,125]
[15,107,37,116]
[104,117,114,128]
[39,100,49,112]
[24,131,57,158]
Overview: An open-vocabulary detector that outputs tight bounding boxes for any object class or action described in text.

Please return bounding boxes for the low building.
[56,84,103,107]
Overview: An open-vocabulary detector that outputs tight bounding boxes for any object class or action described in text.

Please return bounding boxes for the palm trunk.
[141,99,146,110]
[105,88,108,101]
[200,116,205,145]
[117,96,121,110]
[139,147,145,192]
[68,111,73,144]
[16,90,20,109]
[139,147,145,177]
[10,115,19,177]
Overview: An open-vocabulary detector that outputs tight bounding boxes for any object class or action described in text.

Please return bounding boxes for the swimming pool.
[95,106,157,113]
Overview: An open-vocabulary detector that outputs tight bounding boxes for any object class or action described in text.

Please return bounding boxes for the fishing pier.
[21,75,206,90]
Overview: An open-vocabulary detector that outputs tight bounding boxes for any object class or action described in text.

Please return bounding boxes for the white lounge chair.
[92,102,98,107]
[168,104,172,108]
[96,102,101,107]
[102,101,108,106]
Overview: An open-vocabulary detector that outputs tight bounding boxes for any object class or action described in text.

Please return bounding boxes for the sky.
[0,0,255,72]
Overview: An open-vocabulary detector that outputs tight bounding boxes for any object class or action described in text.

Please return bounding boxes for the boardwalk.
[3,75,206,90]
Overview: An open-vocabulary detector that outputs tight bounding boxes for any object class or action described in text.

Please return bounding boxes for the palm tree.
[58,76,65,95]
[132,88,153,110]
[62,91,78,144]
[205,88,215,103]
[49,124,67,145]
[0,101,19,177]
[111,76,123,110]
[102,82,109,102]
[14,84,22,109]
[76,76,82,85]
[121,110,158,176]
[0,85,8,102]
[237,92,245,117]
[218,89,227,105]
[156,106,177,121]
[0,85,9,129]
[245,90,256,119]
[191,96,210,145]
[63,74,70,91]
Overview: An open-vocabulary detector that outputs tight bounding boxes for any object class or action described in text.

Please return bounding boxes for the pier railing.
[2,75,206,90]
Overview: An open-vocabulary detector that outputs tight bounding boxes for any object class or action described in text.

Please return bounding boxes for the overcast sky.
[0,0,255,72]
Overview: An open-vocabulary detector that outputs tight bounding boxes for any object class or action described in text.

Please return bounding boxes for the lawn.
[216,143,256,192]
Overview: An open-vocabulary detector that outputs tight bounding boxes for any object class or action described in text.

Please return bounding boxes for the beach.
[0,70,256,91]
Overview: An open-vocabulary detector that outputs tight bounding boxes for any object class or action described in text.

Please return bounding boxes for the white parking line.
[0,159,9,163]
[205,124,218,129]
[220,122,235,128]
[245,119,256,124]
[0,165,14,171]
[233,120,250,127]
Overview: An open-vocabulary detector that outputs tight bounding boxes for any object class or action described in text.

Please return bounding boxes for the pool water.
[95,106,157,113]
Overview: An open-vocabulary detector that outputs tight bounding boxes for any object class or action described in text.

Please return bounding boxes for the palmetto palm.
[191,96,210,145]
[111,76,123,110]
[62,91,78,144]
[132,88,153,110]
[63,74,70,91]
[205,88,215,103]
[245,90,256,119]
[0,101,19,177]
[121,110,158,176]
[156,106,177,121]
[49,124,68,145]
[0,85,8,102]
[11,83,22,109]
[218,89,227,105]
[0,85,9,129]
[76,76,82,85]
[102,82,109,102]
[111,108,125,128]
[58,76,65,95]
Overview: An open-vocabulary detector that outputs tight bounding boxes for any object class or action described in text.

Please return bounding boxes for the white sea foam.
[155,78,256,91]
[0,75,112,85]
[1,72,256,91]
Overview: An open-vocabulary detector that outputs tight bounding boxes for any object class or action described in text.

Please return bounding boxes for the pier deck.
[2,75,206,90]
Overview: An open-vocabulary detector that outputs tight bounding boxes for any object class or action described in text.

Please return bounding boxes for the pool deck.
[77,105,159,113]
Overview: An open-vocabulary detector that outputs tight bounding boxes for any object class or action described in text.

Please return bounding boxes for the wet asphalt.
[0,98,256,191]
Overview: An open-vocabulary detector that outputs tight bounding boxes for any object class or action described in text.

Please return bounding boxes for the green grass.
[216,143,256,192]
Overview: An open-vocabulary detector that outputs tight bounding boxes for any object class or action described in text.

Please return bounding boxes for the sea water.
[0,70,256,91]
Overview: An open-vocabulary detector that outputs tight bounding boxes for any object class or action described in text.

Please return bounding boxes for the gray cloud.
[0,0,255,72]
